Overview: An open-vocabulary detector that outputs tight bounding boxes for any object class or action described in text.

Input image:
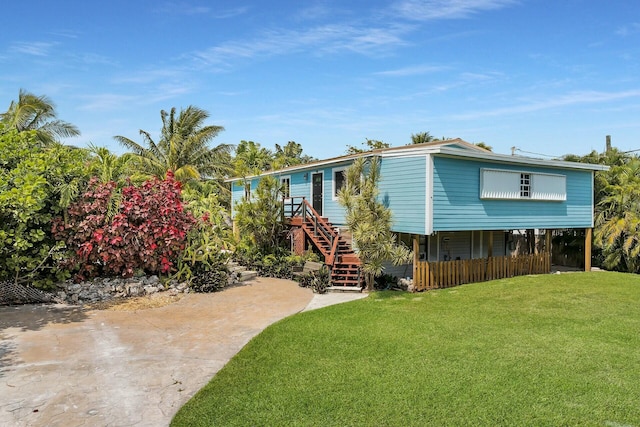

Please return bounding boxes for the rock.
[68,283,82,293]
[168,288,179,296]
[126,283,143,297]
[143,285,158,295]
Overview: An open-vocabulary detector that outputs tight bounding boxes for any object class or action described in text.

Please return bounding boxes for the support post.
[585,228,592,271]
[545,230,552,252]
[413,235,419,281]
[487,231,493,258]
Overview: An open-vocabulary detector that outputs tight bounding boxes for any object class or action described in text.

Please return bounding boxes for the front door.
[312,172,323,215]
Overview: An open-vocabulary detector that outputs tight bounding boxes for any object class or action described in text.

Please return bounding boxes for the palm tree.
[1,89,80,144]
[114,106,232,183]
[272,141,314,169]
[410,132,437,145]
[233,140,273,176]
[594,159,640,272]
[87,144,134,184]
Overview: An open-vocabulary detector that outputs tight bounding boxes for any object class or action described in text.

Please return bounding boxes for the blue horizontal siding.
[432,156,594,231]
[379,156,427,235]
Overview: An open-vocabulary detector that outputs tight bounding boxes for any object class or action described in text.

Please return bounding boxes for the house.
[228,139,608,289]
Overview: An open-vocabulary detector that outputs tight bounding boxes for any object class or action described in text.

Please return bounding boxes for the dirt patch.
[86,292,185,311]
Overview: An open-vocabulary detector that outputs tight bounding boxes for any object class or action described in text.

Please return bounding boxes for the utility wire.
[512,147,562,159]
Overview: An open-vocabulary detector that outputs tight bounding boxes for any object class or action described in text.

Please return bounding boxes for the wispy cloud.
[191,23,410,67]
[392,0,517,21]
[155,2,211,15]
[452,89,640,120]
[79,93,138,111]
[70,53,119,67]
[294,3,333,21]
[214,6,249,19]
[49,29,79,39]
[616,22,640,36]
[9,41,57,56]
[111,67,186,85]
[155,2,247,18]
[375,64,448,76]
[145,83,193,104]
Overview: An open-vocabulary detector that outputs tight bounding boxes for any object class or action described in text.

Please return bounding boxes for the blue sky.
[1,0,639,159]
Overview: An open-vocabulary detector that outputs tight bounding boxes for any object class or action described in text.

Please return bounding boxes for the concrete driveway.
[0,278,315,427]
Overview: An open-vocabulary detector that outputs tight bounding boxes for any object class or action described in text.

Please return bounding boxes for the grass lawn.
[171,271,640,426]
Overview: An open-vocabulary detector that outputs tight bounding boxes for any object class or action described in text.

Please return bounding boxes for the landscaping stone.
[52,269,246,305]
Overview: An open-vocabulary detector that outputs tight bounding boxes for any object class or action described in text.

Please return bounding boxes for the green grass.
[171,272,640,426]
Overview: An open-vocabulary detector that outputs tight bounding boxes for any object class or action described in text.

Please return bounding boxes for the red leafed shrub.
[53,171,195,280]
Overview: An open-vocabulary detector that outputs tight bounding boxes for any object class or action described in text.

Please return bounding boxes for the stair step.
[327,286,362,293]
[239,271,258,281]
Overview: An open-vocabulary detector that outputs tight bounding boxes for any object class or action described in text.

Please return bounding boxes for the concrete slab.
[0,277,313,427]
[303,291,368,312]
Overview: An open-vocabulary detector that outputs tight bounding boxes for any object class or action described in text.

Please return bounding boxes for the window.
[480,169,566,201]
[520,173,531,198]
[332,167,346,199]
[280,176,291,199]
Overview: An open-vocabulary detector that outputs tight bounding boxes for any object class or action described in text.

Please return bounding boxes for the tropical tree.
[114,106,232,184]
[346,138,390,154]
[0,127,90,287]
[273,141,315,169]
[234,176,287,256]
[594,159,640,272]
[233,140,273,176]
[475,142,492,151]
[338,156,412,290]
[0,89,80,144]
[410,132,437,144]
[87,144,134,184]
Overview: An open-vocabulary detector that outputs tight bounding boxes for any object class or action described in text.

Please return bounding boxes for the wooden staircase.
[283,197,362,289]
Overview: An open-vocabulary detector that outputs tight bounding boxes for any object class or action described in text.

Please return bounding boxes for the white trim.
[480,168,567,201]
[279,175,291,199]
[590,170,595,227]
[311,171,324,214]
[425,154,433,235]
[331,166,347,201]
[437,147,609,171]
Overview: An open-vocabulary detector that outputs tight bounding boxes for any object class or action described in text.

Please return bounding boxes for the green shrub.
[189,260,230,293]
[0,128,89,288]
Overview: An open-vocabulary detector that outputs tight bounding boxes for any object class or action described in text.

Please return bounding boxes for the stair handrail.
[301,199,336,246]
[284,196,345,265]
[282,196,306,219]
[326,234,340,266]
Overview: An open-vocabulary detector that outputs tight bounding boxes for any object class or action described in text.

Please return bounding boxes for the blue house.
[229,139,607,289]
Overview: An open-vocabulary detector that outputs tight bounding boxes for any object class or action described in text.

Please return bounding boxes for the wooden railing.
[282,196,337,263]
[413,252,551,291]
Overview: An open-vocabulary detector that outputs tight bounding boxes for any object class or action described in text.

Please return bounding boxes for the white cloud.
[78,93,138,111]
[9,41,57,56]
[155,2,247,18]
[191,23,410,67]
[375,64,448,76]
[616,22,640,36]
[452,89,640,120]
[392,0,517,21]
